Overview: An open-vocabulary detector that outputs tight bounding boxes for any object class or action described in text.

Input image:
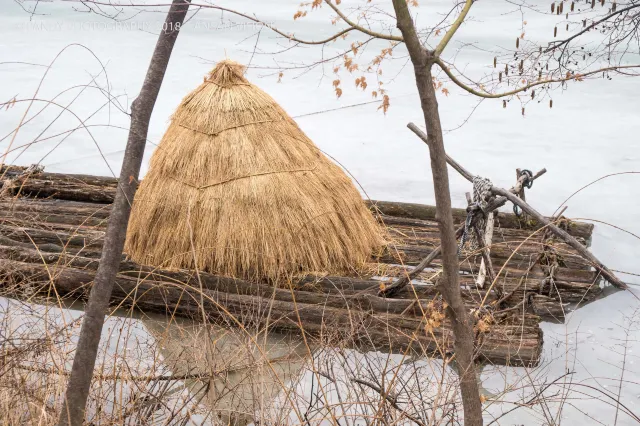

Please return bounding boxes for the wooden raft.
[0,167,604,367]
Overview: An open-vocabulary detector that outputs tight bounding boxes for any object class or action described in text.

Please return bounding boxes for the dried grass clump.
[125,60,384,281]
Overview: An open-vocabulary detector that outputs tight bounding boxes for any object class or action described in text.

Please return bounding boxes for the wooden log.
[0,206,600,310]
[0,257,541,366]
[5,173,117,204]
[370,200,593,240]
[530,294,566,323]
[0,210,107,228]
[378,244,601,285]
[0,223,104,249]
[0,199,111,219]
[0,242,500,308]
[492,187,628,290]
[385,216,589,249]
[0,218,599,308]
[0,167,593,240]
[388,233,594,271]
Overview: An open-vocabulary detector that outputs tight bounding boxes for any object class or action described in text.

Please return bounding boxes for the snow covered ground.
[1,0,639,423]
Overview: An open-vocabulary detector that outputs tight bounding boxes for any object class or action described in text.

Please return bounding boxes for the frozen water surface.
[1,0,639,423]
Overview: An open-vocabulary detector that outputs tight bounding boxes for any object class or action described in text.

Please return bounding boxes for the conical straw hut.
[125,60,384,282]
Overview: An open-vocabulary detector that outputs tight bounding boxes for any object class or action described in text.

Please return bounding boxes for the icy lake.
[1,0,639,423]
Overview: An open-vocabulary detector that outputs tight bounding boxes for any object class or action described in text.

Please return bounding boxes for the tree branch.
[434,0,474,57]
[61,0,356,45]
[325,0,404,42]
[435,58,640,99]
[545,3,640,53]
[351,378,427,426]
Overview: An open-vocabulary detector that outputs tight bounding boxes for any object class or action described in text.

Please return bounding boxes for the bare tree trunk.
[57,2,191,424]
[391,1,483,425]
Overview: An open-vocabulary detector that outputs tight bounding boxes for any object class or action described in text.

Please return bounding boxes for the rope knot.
[513,169,534,217]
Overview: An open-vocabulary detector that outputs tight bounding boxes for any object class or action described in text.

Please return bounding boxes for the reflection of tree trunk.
[143,317,312,426]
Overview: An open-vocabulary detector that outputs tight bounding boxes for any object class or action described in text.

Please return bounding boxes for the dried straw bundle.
[125,60,384,281]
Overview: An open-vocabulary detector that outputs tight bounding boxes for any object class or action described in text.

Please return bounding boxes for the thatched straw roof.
[125,60,384,281]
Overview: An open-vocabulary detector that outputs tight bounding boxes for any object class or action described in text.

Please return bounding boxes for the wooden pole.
[476,212,495,288]
[472,221,496,287]
[407,121,626,291]
[379,225,464,297]
[385,124,545,297]
[407,122,474,181]
[491,187,628,290]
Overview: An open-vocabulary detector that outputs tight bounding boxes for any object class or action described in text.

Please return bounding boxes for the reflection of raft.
[0,166,604,367]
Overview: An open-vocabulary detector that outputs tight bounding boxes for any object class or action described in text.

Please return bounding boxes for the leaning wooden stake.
[406,121,627,292]
[379,225,464,297]
[472,220,496,287]
[465,191,496,288]
[380,124,544,298]
[476,212,495,288]
[492,188,628,290]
